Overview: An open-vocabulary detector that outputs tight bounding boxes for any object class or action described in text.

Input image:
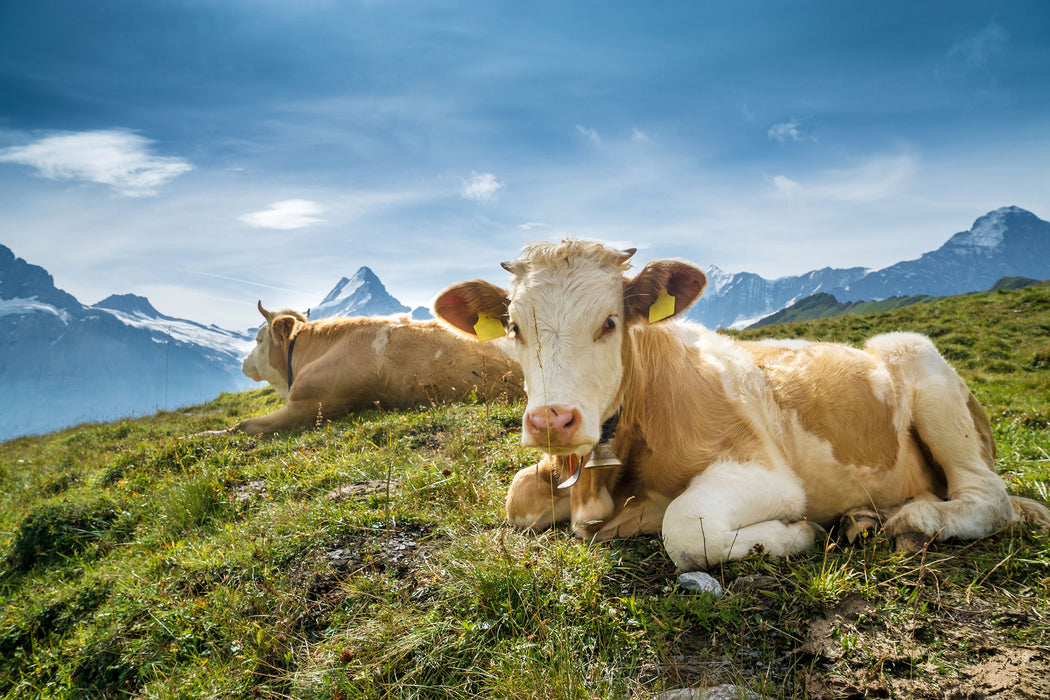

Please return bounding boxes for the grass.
[1,283,1049,698]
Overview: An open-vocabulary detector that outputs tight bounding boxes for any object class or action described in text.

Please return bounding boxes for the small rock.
[677,571,724,597]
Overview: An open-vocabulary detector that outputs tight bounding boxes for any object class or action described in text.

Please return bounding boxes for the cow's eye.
[600,316,617,337]
[509,322,522,340]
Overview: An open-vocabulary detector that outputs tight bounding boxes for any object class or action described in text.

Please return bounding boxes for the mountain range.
[2,205,1048,440]
[688,206,1050,329]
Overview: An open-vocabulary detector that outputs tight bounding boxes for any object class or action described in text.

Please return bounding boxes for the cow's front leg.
[590,492,670,541]
[232,401,323,435]
[505,456,572,531]
[662,460,824,571]
[570,462,621,538]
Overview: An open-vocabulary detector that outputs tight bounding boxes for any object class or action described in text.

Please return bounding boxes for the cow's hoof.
[893,531,931,553]
[839,508,882,545]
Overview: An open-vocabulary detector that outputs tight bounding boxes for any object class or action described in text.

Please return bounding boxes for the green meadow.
[2,283,1048,699]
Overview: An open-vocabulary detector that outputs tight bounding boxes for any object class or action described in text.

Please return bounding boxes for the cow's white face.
[434,239,707,458]
[242,323,289,398]
[506,256,627,454]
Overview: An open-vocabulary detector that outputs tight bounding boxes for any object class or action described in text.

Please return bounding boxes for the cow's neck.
[616,322,730,471]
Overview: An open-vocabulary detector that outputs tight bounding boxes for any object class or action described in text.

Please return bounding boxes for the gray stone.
[677,571,724,597]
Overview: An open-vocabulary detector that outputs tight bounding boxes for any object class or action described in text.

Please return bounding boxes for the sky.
[2,1,1049,331]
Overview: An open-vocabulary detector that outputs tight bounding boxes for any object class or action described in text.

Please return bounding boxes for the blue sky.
[2,1,1048,330]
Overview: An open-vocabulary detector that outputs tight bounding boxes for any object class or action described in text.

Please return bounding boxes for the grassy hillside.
[2,284,1049,699]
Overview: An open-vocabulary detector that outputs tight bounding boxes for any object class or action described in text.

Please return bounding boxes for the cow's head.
[434,240,705,455]
[242,301,309,399]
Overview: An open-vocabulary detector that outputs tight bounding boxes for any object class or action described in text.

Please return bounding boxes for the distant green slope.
[749,291,937,327]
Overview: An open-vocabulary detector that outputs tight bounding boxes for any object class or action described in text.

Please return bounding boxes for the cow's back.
[375,322,524,405]
[743,340,902,471]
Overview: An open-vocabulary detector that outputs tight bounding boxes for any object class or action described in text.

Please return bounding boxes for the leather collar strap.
[600,409,621,442]
[286,333,298,389]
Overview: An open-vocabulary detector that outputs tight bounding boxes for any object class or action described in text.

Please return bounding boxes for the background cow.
[434,239,1050,571]
[233,301,524,434]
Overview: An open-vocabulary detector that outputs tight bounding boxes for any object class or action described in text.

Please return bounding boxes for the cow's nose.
[525,406,581,446]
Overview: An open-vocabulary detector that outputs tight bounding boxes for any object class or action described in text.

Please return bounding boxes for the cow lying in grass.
[232,302,524,434]
[434,239,1050,570]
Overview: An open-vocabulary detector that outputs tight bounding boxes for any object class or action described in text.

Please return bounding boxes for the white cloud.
[461,171,503,201]
[771,154,917,204]
[0,130,193,197]
[238,199,326,229]
[576,125,601,144]
[631,128,650,142]
[771,174,804,200]
[768,119,810,143]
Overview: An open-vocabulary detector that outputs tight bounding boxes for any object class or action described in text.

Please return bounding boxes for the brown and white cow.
[233,301,524,434]
[434,239,1049,570]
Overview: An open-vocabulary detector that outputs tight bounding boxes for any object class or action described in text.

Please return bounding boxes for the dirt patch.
[288,521,445,599]
[796,592,1050,699]
[325,480,395,501]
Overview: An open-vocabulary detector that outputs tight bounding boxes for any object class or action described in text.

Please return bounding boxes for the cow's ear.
[433,280,511,339]
[269,315,300,346]
[624,260,706,324]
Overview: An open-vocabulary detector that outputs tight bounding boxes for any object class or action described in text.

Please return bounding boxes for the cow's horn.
[257,300,274,321]
[619,248,637,264]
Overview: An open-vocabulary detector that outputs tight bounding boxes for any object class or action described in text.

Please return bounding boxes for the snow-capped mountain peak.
[948,205,1040,249]
[700,264,734,296]
[310,266,410,319]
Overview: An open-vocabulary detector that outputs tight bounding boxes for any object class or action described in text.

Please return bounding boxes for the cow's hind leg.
[505,456,572,531]
[868,334,1017,543]
[662,461,825,571]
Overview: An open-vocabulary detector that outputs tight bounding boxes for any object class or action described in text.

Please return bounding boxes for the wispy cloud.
[771,154,917,204]
[238,199,326,229]
[461,171,503,201]
[0,130,193,197]
[576,125,601,144]
[631,128,650,142]
[950,22,1009,66]
[767,119,812,143]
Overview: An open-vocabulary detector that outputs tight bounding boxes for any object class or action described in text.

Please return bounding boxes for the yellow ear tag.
[648,288,677,323]
[473,312,507,341]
